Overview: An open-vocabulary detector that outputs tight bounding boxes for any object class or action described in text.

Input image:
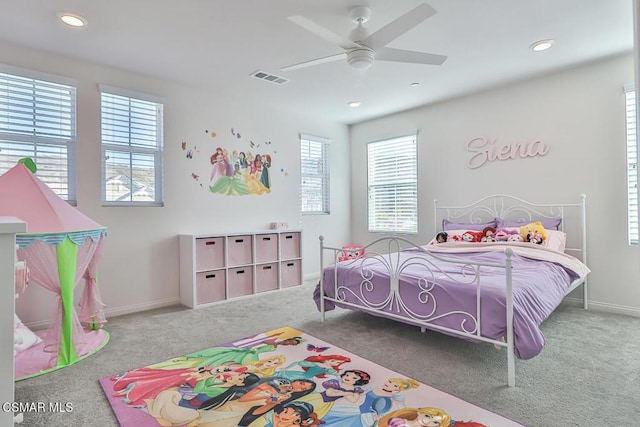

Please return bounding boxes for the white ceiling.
[0,0,634,124]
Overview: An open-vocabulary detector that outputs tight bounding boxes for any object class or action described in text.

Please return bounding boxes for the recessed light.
[410,82,420,87]
[57,12,88,27]
[530,39,554,52]
[348,101,361,108]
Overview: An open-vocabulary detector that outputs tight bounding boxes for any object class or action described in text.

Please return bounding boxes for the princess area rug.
[100,326,523,427]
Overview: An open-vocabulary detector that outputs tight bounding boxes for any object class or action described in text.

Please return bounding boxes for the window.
[300,134,330,214]
[100,85,164,206]
[367,134,418,233]
[0,68,77,202]
[625,85,638,244]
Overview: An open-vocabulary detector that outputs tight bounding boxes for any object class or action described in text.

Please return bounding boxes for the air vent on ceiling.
[251,70,289,85]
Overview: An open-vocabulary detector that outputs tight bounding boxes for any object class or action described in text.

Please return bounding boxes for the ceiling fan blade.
[281,52,347,72]
[363,2,437,48]
[288,15,361,50]
[376,47,447,66]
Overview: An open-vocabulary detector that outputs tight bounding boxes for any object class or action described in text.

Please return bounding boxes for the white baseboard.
[23,297,181,330]
[563,297,640,317]
[304,272,320,285]
[105,297,180,318]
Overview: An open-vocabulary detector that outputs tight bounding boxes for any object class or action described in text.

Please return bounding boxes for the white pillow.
[544,229,567,252]
[14,314,41,353]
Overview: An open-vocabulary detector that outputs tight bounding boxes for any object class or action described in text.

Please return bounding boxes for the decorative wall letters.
[466,137,550,169]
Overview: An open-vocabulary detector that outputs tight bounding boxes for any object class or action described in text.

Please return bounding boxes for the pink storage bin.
[255,234,278,263]
[195,270,226,304]
[195,237,224,271]
[228,266,253,298]
[255,263,279,292]
[280,232,301,259]
[281,260,301,288]
[338,245,364,262]
[227,235,253,266]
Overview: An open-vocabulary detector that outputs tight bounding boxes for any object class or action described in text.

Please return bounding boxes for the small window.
[625,85,638,244]
[300,134,330,214]
[367,134,418,233]
[0,68,77,202]
[100,85,164,206]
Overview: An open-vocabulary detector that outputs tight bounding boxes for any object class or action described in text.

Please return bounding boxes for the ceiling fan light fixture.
[347,48,375,70]
[530,39,554,52]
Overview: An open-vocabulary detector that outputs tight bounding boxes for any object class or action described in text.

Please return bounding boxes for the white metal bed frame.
[318,194,588,387]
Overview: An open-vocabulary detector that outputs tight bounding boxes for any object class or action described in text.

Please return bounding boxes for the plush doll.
[526,231,544,245]
[519,221,547,244]
[507,234,524,243]
[494,228,517,242]
[435,232,448,243]
[461,230,483,243]
[481,226,496,242]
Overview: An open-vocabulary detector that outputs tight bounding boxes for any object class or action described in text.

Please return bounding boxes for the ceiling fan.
[281,2,447,72]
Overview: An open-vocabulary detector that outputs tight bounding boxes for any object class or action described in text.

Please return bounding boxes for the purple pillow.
[442,219,497,231]
[495,217,562,230]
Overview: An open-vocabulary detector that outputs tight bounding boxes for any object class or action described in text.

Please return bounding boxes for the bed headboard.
[433,194,587,262]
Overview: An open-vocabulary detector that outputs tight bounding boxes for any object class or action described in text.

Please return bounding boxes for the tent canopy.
[0,162,108,378]
[0,162,106,248]
[0,162,103,235]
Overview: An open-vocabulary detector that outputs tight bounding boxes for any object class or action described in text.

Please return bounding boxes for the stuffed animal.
[494,228,518,242]
[526,231,544,244]
[481,226,496,242]
[507,234,524,243]
[519,221,547,244]
[435,232,448,243]
[461,230,483,243]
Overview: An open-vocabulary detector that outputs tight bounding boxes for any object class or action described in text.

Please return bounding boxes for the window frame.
[99,84,164,207]
[300,134,330,215]
[625,84,639,245]
[366,133,418,234]
[0,64,78,204]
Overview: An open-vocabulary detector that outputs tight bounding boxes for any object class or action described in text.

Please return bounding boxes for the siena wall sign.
[466,137,550,169]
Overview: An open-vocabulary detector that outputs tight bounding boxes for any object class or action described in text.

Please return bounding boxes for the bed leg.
[507,348,515,387]
[583,279,589,310]
[420,327,426,333]
[319,235,325,322]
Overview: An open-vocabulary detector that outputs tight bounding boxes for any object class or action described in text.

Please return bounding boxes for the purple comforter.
[313,246,587,360]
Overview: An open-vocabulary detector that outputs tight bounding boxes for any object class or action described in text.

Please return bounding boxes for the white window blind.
[625,85,638,245]
[101,88,164,206]
[0,71,77,202]
[367,134,418,233]
[300,134,330,214]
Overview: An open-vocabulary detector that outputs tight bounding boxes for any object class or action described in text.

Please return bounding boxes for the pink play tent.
[0,163,109,380]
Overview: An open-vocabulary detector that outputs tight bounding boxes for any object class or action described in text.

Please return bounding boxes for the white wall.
[349,53,640,316]
[0,40,352,327]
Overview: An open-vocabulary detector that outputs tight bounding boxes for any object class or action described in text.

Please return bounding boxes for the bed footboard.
[318,235,517,387]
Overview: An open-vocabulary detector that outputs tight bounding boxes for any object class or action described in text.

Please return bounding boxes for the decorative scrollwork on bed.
[332,242,482,335]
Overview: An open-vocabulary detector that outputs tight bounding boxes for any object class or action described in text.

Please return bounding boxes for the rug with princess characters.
[99,326,523,426]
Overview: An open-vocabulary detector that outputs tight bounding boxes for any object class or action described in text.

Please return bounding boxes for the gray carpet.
[14,283,640,426]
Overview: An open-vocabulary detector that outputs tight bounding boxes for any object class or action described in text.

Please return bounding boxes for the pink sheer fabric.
[79,237,107,328]
[17,235,106,367]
